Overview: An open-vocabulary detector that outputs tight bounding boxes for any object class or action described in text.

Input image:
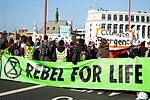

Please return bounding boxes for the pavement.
[0,79,137,100]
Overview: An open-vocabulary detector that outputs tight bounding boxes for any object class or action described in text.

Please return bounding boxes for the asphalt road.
[0,79,137,100]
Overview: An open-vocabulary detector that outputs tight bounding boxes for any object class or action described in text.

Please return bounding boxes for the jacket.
[72,43,88,65]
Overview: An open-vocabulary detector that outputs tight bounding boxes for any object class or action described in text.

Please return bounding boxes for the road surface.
[0,79,136,100]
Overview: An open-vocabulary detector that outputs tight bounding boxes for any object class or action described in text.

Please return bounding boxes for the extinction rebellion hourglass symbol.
[4,57,22,79]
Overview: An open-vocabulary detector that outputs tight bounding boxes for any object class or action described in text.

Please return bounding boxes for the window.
[137,25,140,30]
[141,16,145,22]
[101,23,106,29]
[90,24,92,27]
[119,24,123,33]
[90,28,92,31]
[131,15,134,22]
[113,24,118,33]
[148,26,150,38]
[147,16,149,22]
[52,27,55,30]
[131,25,135,29]
[107,24,112,32]
[47,27,50,30]
[102,14,105,20]
[125,24,129,32]
[99,24,101,27]
[114,14,117,21]
[142,26,146,38]
[108,14,111,20]
[125,15,128,21]
[119,15,123,21]
[136,16,139,22]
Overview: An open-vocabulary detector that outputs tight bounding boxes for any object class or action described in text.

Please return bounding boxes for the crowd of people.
[0,32,98,65]
[1,32,150,99]
[0,32,150,65]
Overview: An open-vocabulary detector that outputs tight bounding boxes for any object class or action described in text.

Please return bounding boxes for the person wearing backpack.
[8,40,20,56]
[39,35,51,61]
[72,39,88,65]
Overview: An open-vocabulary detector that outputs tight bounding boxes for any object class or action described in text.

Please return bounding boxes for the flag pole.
[44,0,47,36]
[128,0,131,30]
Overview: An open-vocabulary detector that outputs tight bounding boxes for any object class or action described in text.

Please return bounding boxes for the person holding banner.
[139,41,148,57]
[39,35,51,61]
[24,39,34,59]
[145,41,150,57]
[0,32,8,50]
[87,41,98,59]
[0,32,8,58]
[20,35,27,57]
[8,40,20,56]
[72,39,88,65]
[96,38,109,58]
[53,39,68,62]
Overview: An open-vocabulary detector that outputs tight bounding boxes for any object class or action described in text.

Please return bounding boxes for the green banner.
[0,54,150,92]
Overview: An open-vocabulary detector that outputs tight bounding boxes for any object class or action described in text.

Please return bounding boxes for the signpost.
[59,26,69,42]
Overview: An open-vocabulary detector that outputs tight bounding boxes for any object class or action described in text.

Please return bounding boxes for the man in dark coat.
[72,39,88,65]
[0,32,8,49]
[139,41,148,57]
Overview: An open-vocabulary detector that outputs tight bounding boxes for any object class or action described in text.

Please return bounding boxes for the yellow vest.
[0,48,9,57]
[24,46,34,59]
[56,48,67,62]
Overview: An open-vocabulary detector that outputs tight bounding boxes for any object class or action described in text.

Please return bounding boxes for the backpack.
[40,42,50,56]
[14,49,20,56]
[80,51,87,61]
[24,46,34,58]
[13,45,20,56]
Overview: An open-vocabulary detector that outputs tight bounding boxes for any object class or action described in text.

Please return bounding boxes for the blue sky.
[0,0,150,32]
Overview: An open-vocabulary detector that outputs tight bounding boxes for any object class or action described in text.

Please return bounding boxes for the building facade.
[85,9,150,45]
[38,20,72,41]
[73,28,85,39]
[38,8,73,42]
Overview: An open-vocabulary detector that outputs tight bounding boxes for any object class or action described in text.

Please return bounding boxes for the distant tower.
[55,8,59,23]
[33,22,38,33]
[13,29,17,40]
[33,22,38,42]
